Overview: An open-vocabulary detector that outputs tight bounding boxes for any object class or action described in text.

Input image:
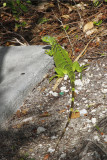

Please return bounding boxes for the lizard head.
[42,35,55,45]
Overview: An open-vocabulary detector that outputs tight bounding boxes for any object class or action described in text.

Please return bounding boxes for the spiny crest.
[42,35,56,45]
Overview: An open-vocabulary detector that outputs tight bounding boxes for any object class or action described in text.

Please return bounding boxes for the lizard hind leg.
[49,68,64,82]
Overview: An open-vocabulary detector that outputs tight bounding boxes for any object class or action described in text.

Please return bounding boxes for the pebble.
[59,152,66,159]
[22,117,33,123]
[94,135,100,141]
[60,86,69,92]
[91,109,96,113]
[49,91,58,97]
[48,147,55,153]
[102,135,107,142]
[80,109,88,116]
[51,136,57,140]
[91,118,97,124]
[75,79,83,86]
[101,88,107,93]
[37,127,46,134]
[64,74,68,80]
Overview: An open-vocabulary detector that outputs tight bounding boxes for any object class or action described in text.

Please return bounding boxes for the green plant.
[93,20,102,26]
[93,0,99,6]
[2,0,31,29]
[62,25,69,31]
[37,17,49,24]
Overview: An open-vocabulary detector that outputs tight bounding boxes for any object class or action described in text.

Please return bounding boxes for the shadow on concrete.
[0,115,107,159]
[0,47,10,83]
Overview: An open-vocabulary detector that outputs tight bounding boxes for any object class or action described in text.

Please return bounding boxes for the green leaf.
[21,21,27,27]
[75,35,78,39]
[38,18,49,24]
[93,20,102,26]
[26,0,31,4]
[16,0,21,5]
[20,4,28,12]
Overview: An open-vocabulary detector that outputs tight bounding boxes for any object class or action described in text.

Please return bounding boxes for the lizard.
[42,35,86,151]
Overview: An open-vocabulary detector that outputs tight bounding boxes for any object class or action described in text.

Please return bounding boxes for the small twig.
[7,31,29,46]
[52,10,75,55]
[11,38,27,46]
[72,0,82,20]
[74,35,97,62]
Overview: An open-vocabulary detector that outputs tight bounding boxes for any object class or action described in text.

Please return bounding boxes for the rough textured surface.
[0,56,107,160]
[0,45,54,128]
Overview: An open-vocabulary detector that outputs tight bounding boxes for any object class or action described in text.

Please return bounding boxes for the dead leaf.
[61,15,70,19]
[71,112,80,119]
[75,48,80,53]
[85,28,98,36]
[39,112,51,117]
[21,108,29,115]
[43,154,50,160]
[16,110,21,118]
[59,109,66,113]
[83,21,94,32]
[53,78,63,91]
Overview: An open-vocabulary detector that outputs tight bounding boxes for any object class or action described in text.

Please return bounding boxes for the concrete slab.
[0,45,54,128]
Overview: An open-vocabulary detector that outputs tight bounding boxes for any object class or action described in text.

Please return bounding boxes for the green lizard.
[42,35,86,151]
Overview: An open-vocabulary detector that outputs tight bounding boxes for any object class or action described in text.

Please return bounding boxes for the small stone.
[60,86,66,91]
[91,118,97,124]
[60,152,66,159]
[91,109,96,113]
[49,91,58,97]
[48,147,55,153]
[75,79,83,86]
[80,109,88,116]
[37,127,46,134]
[64,75,68,80]
[102,89,107,93]
[51,136,57,140]
[22,117,33,123]
[103,135,107,142]
[94,135,100,141]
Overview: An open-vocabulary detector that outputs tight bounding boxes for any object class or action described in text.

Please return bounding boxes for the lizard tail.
[54,81,75,151]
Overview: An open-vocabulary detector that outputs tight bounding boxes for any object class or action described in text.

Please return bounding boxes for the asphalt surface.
[0,45,54,128]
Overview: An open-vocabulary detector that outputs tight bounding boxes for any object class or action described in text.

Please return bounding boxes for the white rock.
[103,135,107,142]
[91,118,97,124]
[64,75,68,80]
[80,109,88,116]
[60,86,69,92]
[38,144,43,148]
[22,117,33,123]
[101,89,107,93]
[60,86,66,91]
[48,147,55,153]
[94,135,100,141]
[75,79,83,86]
[60,153,66,159]
[86,119,92,123]
[91,109,96,113]
[77,86,82,90]
[37,127,46,134]
[49,91,58,97]
[51,136,57,140]
[83,59,88,62]
[75,89,79,94]
[82,78,90,85]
